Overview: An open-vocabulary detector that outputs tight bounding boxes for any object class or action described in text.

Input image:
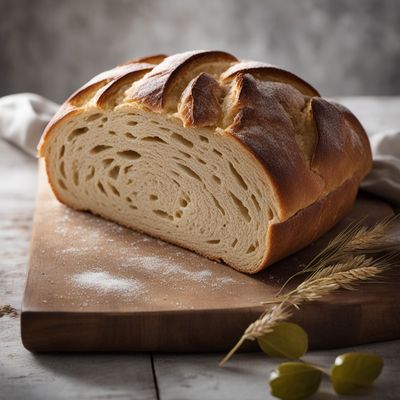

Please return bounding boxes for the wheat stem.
[219,337,246,366]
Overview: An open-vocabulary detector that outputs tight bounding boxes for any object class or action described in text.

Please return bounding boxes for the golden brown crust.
[39,50,373,271]
[178,73,223,127]
[221,61,320,97]
[94,63,154,108]
[310,98,370,190]
[127,50,237,112]
[258,173,360,272]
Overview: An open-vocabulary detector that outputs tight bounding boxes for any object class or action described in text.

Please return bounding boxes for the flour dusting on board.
[127,254,234,285]
[53,205,241,301]
[72,271,144,296]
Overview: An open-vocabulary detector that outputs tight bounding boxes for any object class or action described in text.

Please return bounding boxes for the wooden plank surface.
[21,162,399,352]
[1,97,400,399]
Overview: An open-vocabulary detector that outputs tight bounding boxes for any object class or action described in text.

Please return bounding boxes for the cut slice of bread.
[39,50,372,273]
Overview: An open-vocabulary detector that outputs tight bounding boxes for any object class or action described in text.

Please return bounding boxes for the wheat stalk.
[219,218,398,367]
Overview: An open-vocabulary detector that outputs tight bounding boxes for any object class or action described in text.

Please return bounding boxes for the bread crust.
[127,50,237,111]
[178,72,223,127]
[221,61,320,97]
[38,50,373,272]
[259,173,360,272]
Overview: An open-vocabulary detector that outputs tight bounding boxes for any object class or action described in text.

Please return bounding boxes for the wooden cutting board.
[21,164,400,352]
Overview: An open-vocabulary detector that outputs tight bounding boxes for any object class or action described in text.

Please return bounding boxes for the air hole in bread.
[207,239,221,244]
[86,113,103,122]
[97,181,107,195]
[108,165,120,179]
[129,204,138,210]
[124,165,133,174]
[246,244,257,254]
[179,198,188,207]
[230,191,251,222]
[231,238,238,248]
[108,130,116,136]
[251,194,261,212]
[125,132,137,140]
[109,184,120,197]
[142,136,167,144]
[73,169,79,186]
[127,121,138,126]
[172,179,181,187]
[117,150,141,160]
[150,120,160,126]
[212,175,221,184]
[211,194,225,215]
[153,209,173,220]
[150,194,158,201]
[178,150,191,158]
[86,166,95,181]
[197,157,206,165]
[59,161,66,179]
[91,145,112,154]
[229,162,248,190]
[59,145,65,158]
[102,117,108,123]
[213,149,223,157]
[102,158,114,167]
[199,135,209,143]
[268,209,273,220]
[58,179,67,190]
[175,210,182,218]
[159,126,171,132]
[171,132,194,148]
[68,127,89,142]
[176,163,201,181]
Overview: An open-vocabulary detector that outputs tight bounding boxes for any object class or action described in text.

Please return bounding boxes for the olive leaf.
[257,322,308,359]
[269,362,322,400]
[331,352,384,394]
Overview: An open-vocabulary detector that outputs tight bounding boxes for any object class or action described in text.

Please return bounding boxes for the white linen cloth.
[0,93,399,206]
[0,93,58,156]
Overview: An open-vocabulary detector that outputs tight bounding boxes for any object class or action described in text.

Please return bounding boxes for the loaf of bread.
[38,50,372,273]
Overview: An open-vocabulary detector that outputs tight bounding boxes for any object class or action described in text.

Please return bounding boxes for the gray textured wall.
[1,0,399,102]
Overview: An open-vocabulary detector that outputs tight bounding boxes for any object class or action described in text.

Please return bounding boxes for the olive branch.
[220,216,399,366]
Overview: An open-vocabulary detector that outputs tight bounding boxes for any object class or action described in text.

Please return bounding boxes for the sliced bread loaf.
[38,50,372,273]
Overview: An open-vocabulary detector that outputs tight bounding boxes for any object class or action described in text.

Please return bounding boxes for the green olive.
[331,352,384,394]
[257,322,308,359]
[269,362,322,400]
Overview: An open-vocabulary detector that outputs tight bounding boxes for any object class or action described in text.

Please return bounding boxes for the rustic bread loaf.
[38,50,372,274]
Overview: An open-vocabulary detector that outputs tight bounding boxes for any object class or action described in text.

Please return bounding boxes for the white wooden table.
[1,97,399,400]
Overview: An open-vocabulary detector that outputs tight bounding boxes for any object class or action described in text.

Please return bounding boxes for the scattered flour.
[122,254,212,282]
[72,271,145,297]
[54,208,239,292]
